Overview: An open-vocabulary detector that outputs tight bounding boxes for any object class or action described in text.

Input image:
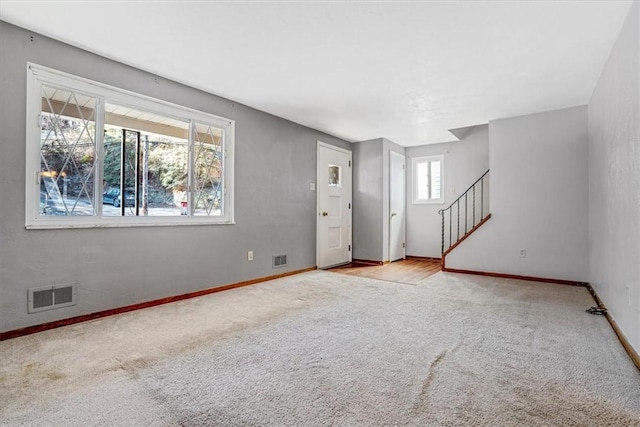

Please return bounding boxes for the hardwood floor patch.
[329,258,441,285]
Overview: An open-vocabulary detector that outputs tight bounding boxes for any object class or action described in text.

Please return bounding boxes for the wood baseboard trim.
[0,266,317,341]
[406,256,442,262]
[352,259,385,266]
[444,269,640,372]
[442,267,586,287]
[586,284,640,372]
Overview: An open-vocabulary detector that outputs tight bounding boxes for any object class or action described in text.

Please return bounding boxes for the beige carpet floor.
[1,270,639,426]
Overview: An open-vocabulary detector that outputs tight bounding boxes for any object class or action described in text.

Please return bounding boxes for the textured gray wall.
[352,138,405,262]
[352,139,384,261]
[381,139,406,262]
[588,1,639,354]
[447,106,589,282]
[0,21,351,332]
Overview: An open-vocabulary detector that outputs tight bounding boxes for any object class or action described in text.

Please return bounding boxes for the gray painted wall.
[405,126,489,258]
[447,106,589,282]
[381,139,406,262]
[352,139,384,261]
[588,0,639,354]
[352,138,406,262]
[0,21,351,332]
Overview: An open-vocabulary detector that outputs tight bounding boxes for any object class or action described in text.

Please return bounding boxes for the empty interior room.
[0,1,639,426]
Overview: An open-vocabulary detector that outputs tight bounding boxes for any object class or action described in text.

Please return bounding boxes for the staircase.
[439,170,491,268]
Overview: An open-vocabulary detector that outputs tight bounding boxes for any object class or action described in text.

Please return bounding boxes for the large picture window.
[26,64,234,228]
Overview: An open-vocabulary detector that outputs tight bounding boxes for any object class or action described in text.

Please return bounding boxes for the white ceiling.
[0,1,633,146]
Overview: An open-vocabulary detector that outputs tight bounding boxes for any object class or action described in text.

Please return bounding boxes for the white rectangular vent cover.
[28,283,77,313]
[272,254,287,268]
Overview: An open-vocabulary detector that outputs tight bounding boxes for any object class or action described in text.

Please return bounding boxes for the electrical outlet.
[310,182,316,191]
[247,251,253,261]
[519,249,526,258]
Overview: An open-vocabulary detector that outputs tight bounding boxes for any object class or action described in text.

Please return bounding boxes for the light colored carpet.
[1,270,639,426]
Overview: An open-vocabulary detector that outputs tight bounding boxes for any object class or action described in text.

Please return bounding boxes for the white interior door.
[389,151,406,262]
[317,142,352,269]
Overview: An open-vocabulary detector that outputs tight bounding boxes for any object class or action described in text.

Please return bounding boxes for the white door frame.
[316,141,352,268]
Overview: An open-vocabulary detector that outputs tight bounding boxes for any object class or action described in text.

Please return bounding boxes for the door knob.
[322,212,328,216]
[391,213,397,217]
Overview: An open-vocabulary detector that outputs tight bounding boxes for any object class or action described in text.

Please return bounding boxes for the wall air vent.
[272,254,288,268]
[28,283,77,313]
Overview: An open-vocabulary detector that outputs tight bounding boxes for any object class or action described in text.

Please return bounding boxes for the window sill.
[25,217,236,230]
[412,200,445,205]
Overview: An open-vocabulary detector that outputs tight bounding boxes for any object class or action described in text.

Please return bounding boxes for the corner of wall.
[587,0,640,356]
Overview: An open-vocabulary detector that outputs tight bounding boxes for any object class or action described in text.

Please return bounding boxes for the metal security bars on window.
[27,63,235,228]
[192,123,224,217]
[40,86,97,216]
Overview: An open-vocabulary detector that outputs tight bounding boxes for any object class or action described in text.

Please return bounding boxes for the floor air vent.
[272,254,288,268]
[28,284,77,313]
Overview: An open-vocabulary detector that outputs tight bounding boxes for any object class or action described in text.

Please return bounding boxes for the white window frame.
[412,155,444,204]
[25,63,235,229]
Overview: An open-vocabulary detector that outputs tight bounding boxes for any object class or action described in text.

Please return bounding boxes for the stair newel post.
[439,208,445,255]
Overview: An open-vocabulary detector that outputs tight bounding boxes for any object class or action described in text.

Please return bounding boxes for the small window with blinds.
[412,155,444,204]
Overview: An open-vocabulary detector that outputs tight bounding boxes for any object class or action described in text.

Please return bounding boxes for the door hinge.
[348,160,351,167]
[348,244,351,251]
[348,202,351,209]
[403,243,405,248]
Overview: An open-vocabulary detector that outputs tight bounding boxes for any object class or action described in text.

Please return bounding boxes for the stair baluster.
[439,170,490,255]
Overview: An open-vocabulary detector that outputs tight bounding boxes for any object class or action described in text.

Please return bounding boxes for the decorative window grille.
[26,64,235,229]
